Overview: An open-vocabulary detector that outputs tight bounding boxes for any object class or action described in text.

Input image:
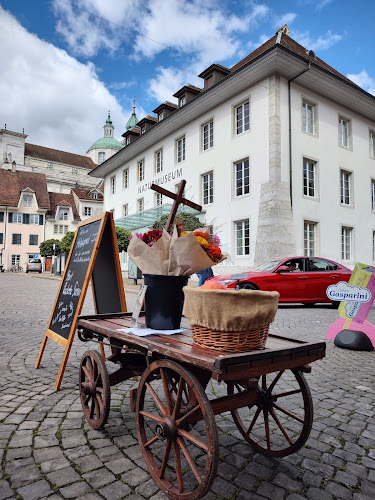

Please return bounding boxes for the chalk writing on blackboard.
[49,219,100,340]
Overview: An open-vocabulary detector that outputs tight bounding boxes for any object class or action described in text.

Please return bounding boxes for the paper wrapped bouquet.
[127,228,226,276]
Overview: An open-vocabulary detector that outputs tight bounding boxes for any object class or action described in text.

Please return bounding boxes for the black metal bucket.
[143,274,189,330]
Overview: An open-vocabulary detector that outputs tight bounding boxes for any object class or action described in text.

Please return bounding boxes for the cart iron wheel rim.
[228,369,313,457]
[79,350,110,430]
[136,359,219,500]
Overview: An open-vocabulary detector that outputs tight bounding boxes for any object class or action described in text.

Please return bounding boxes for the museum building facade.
[90,26,375,273]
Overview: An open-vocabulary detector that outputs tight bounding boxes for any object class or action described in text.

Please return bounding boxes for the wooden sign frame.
[35,211,126,390]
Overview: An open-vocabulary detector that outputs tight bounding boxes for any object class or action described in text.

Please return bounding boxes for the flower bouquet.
[127,226,226,329]
[128,227,225,277]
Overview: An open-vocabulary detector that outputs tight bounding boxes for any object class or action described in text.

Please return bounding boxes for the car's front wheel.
[239,282,258,290]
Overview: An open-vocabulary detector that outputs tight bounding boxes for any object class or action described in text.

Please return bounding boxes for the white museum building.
[89,26,375,274]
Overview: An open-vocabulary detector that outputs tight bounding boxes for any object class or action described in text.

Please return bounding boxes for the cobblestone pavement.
[1,272,375,500]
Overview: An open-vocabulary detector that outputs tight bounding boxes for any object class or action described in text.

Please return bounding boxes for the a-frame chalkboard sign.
[36,211,126,390]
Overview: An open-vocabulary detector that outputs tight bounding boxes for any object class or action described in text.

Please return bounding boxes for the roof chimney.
[3,159,8,171]
[12,161,16,173]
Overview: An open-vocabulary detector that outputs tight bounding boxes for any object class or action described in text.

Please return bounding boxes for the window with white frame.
[54,224,68,234]
[235,219,250,256]
[303,159,317,197]
[235,158,250,196]
[339,117,350,148]
[30,214,39,225]
[47,162,53,171]
[126,137,130,145]
[29,234,38,246]
[137,198,144,212]
[141,127,146,134]
[83,207,92,217]
[90,191,98,200]
[59,209,68,220]
[11,255,20,266]
[176,137,185,163]
[123,168,129,189]
[180,96,186,107]
[372,180,375,211]
[202,172,214,205]
[110,176,116,195]
[122,204,128,217]
[72,167,78,175]
[340,169,352,205]
[370,130,375,159]
[138,160,144,182]
[155,149,163,174]
[12,233,21,244]
[98,152,105,165]
[11,213,22,224]
[341,226,352,261]
[155,192,163,206]
[202,121,213,151]
[23,194,33,208]
[158,111,164,122]
[235,101,250,135]
[302,100,316,134]
[304,221,317,256]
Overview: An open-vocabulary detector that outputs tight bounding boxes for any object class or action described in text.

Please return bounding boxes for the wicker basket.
[183,287,279,353]
[191,324,270,352]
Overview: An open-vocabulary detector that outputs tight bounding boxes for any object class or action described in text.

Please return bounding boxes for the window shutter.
[39,214,44,225]
[8,212,12,223]
[23,213,30,224]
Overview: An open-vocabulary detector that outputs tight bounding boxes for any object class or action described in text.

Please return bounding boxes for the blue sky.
[1,0,374,155]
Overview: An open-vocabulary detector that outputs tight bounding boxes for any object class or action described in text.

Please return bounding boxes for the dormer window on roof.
[126,137,130,145]
[198,64,231,90]
[141,127,146,134]
[180,96,186,107]
[158,112,164,122]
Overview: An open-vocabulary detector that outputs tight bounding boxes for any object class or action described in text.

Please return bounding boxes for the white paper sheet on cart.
[116,327,185,337]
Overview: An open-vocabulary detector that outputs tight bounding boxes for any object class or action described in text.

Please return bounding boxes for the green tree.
[60,231,75,256]
[39,239,61,257]
[115,226,131,252]
[153,212,204,232]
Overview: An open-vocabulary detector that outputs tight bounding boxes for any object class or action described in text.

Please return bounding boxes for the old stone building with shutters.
[0,167,49,270]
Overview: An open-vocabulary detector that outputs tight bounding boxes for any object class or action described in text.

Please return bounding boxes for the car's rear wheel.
[26,270,28,273]
[239,282,258,290]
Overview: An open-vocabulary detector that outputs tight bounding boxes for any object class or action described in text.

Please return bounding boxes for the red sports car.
[207,256,352,306]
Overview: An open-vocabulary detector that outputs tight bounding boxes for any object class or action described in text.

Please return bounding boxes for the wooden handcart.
[77,313,325,500]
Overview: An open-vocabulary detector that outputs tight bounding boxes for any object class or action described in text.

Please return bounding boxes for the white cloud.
[273,12,297,29]
[347,70,375,96]
[53,0,269,65]
[0,5,129,154]
[293,29,342,52]
[132,1,269,63]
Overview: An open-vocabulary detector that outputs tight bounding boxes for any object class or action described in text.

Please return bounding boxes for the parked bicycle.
[9,265,23,272]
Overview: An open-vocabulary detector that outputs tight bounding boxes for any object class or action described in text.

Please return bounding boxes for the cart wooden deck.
[76,312,326,500]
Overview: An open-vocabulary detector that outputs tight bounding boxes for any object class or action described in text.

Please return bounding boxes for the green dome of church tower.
[125,103,139,130]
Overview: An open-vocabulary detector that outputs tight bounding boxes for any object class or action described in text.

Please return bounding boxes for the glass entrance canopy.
[115,203,204,231]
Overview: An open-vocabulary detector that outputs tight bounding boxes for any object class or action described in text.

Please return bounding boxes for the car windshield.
[30,259,41,263]
[254,260,283,271]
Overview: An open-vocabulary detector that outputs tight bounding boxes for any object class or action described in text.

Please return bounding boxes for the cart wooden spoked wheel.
[227,368,313,457]
[79,350,110,430]
[136,359,219,500]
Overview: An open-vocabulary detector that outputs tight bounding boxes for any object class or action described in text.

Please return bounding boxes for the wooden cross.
[151,180,202,233]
